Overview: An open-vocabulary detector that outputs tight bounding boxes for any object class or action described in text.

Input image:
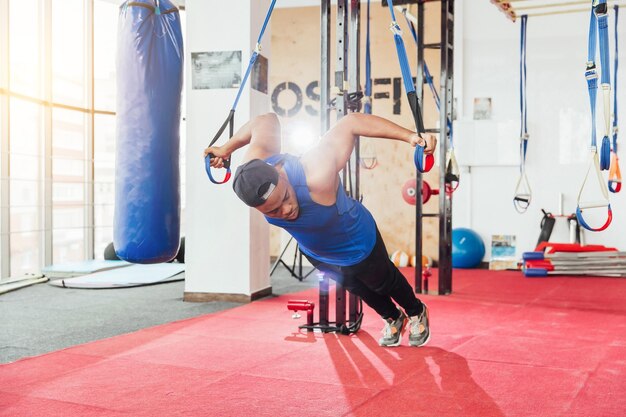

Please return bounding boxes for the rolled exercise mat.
[114,0,184,263]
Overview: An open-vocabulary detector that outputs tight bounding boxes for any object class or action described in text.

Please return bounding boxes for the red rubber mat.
[1,269,625,416]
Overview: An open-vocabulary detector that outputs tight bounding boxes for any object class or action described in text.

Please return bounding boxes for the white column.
[184,0,272,302]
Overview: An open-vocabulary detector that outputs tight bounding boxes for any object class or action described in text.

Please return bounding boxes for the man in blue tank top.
[205,112,435,347]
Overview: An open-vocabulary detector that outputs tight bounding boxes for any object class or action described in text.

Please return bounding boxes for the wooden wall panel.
[269,3,443,261]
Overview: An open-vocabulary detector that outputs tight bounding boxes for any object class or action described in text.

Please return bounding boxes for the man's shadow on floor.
[318,329,504,417]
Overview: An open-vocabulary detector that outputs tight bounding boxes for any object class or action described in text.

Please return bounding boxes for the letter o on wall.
[271,82,303,117]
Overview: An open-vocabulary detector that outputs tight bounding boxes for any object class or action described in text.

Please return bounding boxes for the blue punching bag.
[114,0,183,263]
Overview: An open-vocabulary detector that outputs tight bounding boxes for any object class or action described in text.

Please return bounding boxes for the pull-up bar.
[492,0,626,21]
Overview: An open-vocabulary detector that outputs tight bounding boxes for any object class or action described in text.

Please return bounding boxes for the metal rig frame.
[413,0,454,295]
[312,0,456,332]
[314,0,362,333]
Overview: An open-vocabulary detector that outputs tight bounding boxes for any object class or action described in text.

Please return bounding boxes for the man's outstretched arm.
[204,113,281,167]
[311,113,437,173]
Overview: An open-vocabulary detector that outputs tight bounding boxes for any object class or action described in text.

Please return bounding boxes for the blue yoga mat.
[48,263,185,289]
[42,260,130,279]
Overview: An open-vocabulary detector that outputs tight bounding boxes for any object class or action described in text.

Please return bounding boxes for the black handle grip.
[407,91,425,134]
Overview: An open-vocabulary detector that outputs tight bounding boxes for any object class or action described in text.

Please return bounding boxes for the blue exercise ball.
[452,228,485,268]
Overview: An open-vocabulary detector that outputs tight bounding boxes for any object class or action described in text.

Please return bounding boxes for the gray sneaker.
[378,309,407,347]
[408,304,430,347]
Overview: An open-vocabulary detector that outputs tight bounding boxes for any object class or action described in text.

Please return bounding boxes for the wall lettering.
[271,77,416,118]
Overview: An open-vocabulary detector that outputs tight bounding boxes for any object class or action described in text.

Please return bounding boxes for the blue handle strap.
[613,5,619,153]
[576,203,613,232]
[513,15,532,213]
[594,0,612,170]
[400,11,454,182]
[520,15,528,139]
[576,147,613,232]
[520,15,529,167]
[385,0,432,173]
[586,6,599,149]
[402,13,454,149]
[232,0,276,111]
[205,0,276,183]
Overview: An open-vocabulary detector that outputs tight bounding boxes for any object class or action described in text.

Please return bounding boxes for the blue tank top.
[265,154,377,266]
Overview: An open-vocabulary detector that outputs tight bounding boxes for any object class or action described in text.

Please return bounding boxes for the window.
[94,0,117,112]
[1,1,187,278]
[94,113,115,259]
[52,108,86,263]
[9,98,43,277]
[9,0,41,97]
[52,0,85,107]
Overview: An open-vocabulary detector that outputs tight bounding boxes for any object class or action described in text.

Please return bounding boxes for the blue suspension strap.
[608,5,621,192]
[385,0,434,173]
[514,15,532,213]
[596,0,612,171]
[204,0,277,184]
[360,0,378,170]
[577,0,612,232]
[401,10,459,191]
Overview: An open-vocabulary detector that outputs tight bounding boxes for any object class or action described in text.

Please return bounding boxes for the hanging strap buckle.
[594,1,608,17]
[585,63,598,80]
[389,21,402,36]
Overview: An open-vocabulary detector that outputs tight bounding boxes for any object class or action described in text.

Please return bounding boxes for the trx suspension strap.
[360,0,378,170]
[514,15,532,213]
[577,0,612,231]
[608,5,621,193]
[204,0,276,184]
[385,0,434,173]
[402,10,459,192]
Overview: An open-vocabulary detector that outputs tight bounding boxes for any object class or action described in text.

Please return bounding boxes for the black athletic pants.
[304,229,424,320]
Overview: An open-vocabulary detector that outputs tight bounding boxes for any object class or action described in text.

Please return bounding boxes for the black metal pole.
[415,0,425,293]
[439,0,454,295]
[348,0,361,325]
[319,0,331,328]
[334,0,349,328]
[321,0,331,135]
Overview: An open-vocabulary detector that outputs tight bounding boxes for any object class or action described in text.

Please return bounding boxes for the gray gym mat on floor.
[48,263,185,289]
[42,260,130,278]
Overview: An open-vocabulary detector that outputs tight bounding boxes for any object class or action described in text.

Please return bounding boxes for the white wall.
[185,0,271,297]
[454,2,626,258]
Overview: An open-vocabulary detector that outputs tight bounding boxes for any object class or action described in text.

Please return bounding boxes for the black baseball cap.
[232,159,279,207]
